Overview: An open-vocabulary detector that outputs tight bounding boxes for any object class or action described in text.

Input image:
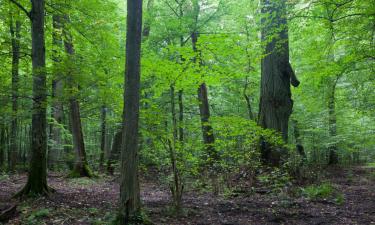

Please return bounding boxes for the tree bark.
[118,0,143,223]
[16,0,50,197]
[258,0,299,166]
[9,12,21,172]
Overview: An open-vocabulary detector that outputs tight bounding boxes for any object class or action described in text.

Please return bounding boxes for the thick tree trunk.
[99,105,107,170]
[9,13,21,172]
[69,99,92,177]
[258,0,299,166]
[118,0,143,223]
[16,0,50,197]
[49,14,64,170]
[328,78,338,165]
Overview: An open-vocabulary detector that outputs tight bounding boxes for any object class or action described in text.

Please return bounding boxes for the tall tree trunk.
[63,16,92,177]
[328,77,338,165]
[118,0,143,223]
[16,0,50,197]
[191,32,219,166]
[49,14,64,170]
[9,12,21,172]
[258,0,299,166]
[99,105,107,170]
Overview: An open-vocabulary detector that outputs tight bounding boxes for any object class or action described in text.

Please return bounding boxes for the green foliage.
[302,183,334,200]
[301,182,344,205]
[26,208,50,225]
[0,173,9,182]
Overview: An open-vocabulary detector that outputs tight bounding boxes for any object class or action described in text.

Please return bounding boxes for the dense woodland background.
[0,0,374,224]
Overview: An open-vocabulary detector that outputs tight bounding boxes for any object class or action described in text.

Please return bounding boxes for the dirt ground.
[0,167,374,225]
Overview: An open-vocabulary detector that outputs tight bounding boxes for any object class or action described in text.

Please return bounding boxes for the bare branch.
[8,0,31,20]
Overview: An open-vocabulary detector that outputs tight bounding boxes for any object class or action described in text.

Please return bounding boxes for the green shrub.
[302,183,334,200]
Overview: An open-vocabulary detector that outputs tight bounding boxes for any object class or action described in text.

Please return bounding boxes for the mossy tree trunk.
[118,0,143,223]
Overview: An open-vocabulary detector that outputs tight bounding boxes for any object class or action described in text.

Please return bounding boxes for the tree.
[49,12,64,170]
[258,0,299,166]
[15,0,51,197]
[9,8,21,172]
[62,14,93,178]
[117,0,143,223]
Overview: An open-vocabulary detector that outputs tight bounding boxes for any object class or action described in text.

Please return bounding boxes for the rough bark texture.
[16,0,50,197]
[118,0,143,223]
[258,0,299,166]
[49,14,64,170]
[9,13,21,172]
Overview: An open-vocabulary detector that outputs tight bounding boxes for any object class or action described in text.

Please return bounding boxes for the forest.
[0,0,374,224]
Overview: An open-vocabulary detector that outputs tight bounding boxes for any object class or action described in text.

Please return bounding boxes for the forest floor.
[1,166,375,225]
